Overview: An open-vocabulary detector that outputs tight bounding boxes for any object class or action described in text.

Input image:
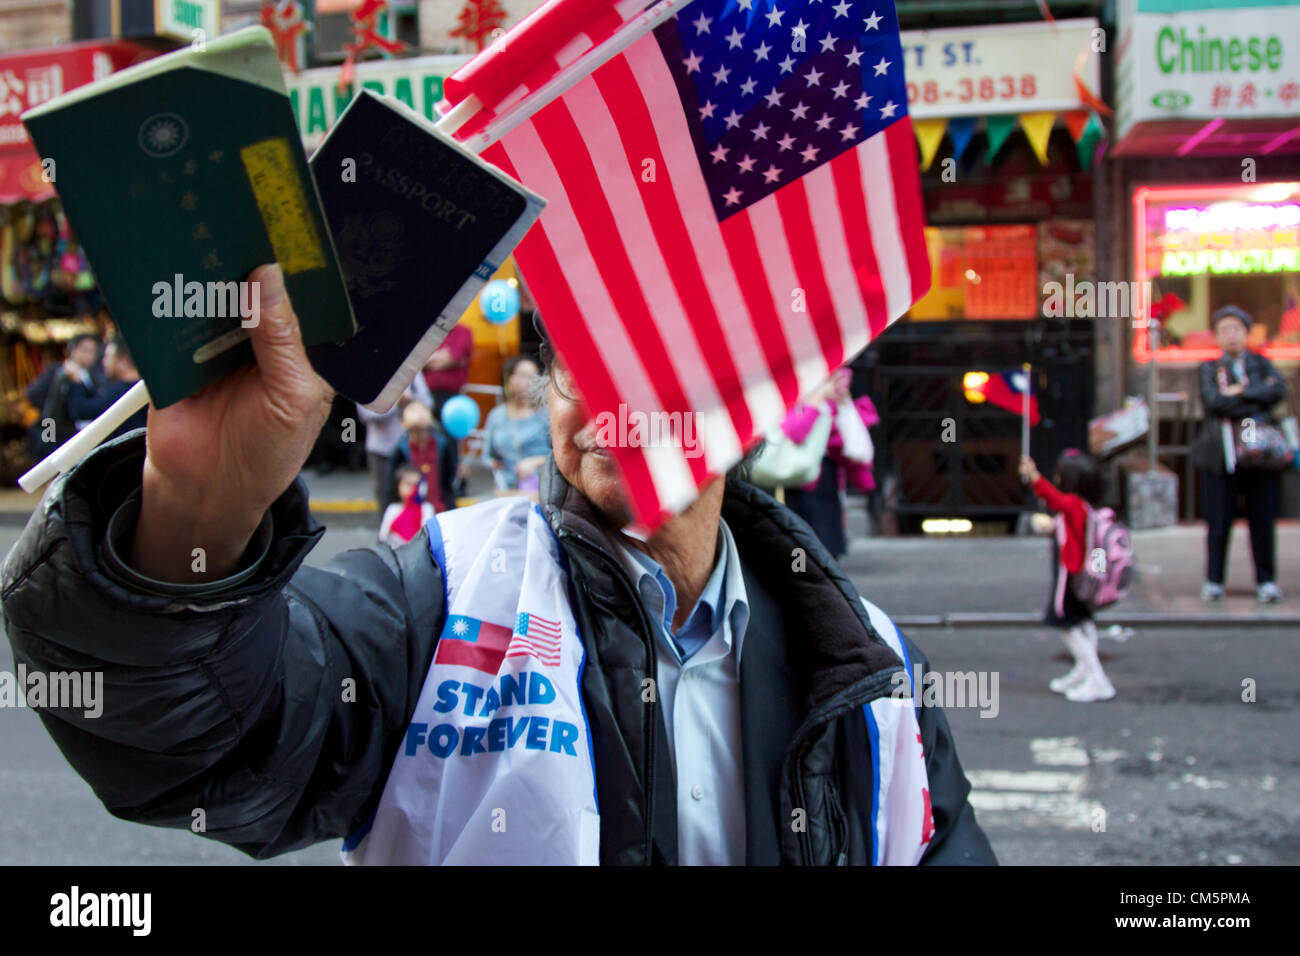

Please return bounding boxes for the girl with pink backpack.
[1020,450,1119,703]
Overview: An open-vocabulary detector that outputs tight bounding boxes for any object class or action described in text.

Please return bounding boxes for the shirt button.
[691,785,704,800]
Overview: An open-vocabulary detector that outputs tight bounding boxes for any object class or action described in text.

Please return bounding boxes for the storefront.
[859,17,1106,530]
[1111,0,1300,517]
[0,39,161,481]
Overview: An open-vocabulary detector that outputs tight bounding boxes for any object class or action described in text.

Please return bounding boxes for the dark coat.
[1192,351,1288,473]
[0,432,995,865]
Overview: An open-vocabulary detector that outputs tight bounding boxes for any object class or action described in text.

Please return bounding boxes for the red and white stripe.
[452,10,929,529]
[506,614,564,666]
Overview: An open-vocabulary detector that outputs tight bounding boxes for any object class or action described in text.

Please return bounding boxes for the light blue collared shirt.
[619,518,750,865]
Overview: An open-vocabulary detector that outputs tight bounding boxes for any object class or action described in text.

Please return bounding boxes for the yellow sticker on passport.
[240,136,326,275]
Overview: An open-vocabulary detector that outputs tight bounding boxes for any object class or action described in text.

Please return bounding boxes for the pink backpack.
[1069,506,1134,610]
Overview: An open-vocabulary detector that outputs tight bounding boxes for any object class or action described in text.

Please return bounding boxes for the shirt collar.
[618,517,749,664]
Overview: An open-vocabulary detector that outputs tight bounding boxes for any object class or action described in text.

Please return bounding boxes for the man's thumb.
[245,263,311,387]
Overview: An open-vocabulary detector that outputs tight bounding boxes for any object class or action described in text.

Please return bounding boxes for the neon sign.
[1132,182,1300,364]
[1164,203,1300,232]
[1163,247,1300,275]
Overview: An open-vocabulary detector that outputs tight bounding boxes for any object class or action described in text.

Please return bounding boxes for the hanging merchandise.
[28,201,55,299]
[51,203,95,293]
[0,206,17,305]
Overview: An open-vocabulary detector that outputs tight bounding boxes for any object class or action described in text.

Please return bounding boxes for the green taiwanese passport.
[22,27,355,408]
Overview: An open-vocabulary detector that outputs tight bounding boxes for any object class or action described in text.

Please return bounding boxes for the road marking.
[968,737,1103,830]
[1031,736,1089,766]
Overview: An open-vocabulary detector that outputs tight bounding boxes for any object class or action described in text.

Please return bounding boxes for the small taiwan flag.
[435,614,513,674]
[963,369,1040,425]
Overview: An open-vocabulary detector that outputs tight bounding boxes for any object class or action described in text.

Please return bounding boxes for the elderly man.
[1,265,994,866]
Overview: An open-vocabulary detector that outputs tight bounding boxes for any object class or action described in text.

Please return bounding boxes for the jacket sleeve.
[65,380,108,421]
[1242,354,1286,408]
[0,431,445,859]
[1200,359,1258,419]
[900,633,998,865]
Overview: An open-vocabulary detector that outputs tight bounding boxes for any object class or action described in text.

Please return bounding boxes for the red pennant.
[1074,74,1113,117]
[1064,109,1090,142]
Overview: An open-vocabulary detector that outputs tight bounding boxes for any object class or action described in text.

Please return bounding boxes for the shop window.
[908,219,1096,321]
[1133,182,1300,363]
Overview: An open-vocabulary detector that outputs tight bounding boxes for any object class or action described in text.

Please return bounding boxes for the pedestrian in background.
[356,375,435,509]
[24,333,100,459]
[384,401,457,513]
[1020,450,1115,703]
[421,323,474,419]
[66,337,146,439]
[781,367,878,560]
[378,465,436,548]
[1192,306,1288,604]
[484,354,550,494]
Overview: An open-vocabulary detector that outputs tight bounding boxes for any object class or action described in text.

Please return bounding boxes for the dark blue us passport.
[307,89,545,410]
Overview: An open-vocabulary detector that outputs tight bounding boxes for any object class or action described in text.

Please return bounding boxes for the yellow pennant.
[1018,112,1056,166]
[913,118,948,172]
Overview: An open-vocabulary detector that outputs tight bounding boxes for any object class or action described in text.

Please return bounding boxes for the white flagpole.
[456,0,693,152]
[1021,362,1032,463]
[19,380,149,492]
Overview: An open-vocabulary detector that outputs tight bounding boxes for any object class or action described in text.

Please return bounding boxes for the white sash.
[342,497,600,865]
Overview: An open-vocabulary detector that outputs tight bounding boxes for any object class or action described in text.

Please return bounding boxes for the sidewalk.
[4,471,1295,625]
[839,523,1300,628]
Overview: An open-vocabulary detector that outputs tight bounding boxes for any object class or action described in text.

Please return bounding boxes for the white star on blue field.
[656,0,908,219]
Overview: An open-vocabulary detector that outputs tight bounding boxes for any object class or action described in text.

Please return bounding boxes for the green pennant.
[1076,112,1103,171]
[985,115,1017,164]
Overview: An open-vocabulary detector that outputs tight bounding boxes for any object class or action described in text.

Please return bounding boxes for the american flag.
[445,0,928,528]
[507,611,564,666]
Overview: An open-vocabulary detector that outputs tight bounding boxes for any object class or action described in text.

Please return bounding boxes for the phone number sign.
[899,18,1102,119]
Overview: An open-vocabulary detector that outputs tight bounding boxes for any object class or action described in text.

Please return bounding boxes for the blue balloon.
[480,279,521,324]
[440,395,481,440]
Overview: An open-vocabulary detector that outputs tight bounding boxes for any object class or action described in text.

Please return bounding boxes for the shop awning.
[0,39,161,202]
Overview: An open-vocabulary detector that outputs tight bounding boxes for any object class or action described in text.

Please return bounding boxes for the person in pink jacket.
[780,368,879,559]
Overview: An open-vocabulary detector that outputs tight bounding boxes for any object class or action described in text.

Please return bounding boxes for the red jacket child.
[1033,474,1088,575]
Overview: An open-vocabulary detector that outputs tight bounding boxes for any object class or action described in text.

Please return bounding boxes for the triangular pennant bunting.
[984,114,1018,164]
[1074,73,1113,116]
[1077,111,1104,170]
[1063,110,1090,143]
[914,117,948,172]
[947,116,978,163]
[1019,111,1056,166]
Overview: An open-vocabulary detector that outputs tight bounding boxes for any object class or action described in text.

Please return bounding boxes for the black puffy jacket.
[1,431,995,865]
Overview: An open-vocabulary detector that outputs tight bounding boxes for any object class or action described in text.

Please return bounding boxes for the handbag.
[1227,418,1294,471]
[834,398,874,465]
[750,405,833,488]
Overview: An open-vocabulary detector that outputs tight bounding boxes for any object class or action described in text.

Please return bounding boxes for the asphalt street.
[1,520,1296,865]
